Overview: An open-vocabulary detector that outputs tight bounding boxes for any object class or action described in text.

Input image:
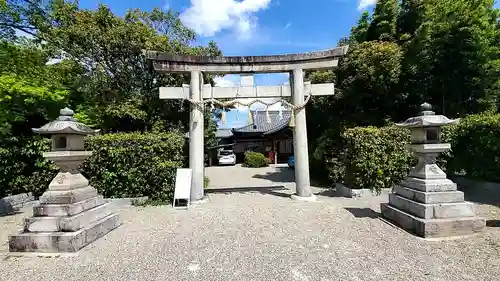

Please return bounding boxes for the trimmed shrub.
[441,112,500,182]
[83,132,185,202]
[325,126,415,193]
[243,151,268,168]
[0,136,58,198]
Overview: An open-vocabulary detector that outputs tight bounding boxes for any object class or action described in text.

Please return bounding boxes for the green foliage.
[323,126,415,193]
[336,41,404,126]
[408,0,500,116]
[306,41,404,151]
[366,0,399,41]
[243,151,268,168]
[0,74,68,132]
[0,41,70,136]
[0,2,223,200]
[307,0,500,180]
[441,112,500,182]
[0,136,58,198]
[204,110,218,150]
[83,132,185,202]
[34,3,221,132]
[204,176,210,189]
[350,11,371,44]
[308,0,500,136]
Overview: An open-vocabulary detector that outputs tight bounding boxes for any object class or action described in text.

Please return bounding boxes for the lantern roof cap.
[32,107,100,135]
[397,103,459,128]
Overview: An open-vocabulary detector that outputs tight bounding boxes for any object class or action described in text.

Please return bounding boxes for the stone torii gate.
[146,47,348,203]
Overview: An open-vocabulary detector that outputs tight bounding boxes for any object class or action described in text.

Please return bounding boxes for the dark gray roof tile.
[232,110,292,134]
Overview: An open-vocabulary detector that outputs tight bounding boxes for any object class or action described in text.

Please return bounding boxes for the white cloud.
[214,75,240,87]
[179,0,271,40]
[358,0,377,10]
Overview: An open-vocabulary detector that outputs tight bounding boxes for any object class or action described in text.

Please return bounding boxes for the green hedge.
[243,151,268,168]
[322,126,415,193]
[0,132,185,202]
[83,132,185,202]
[0,136,57,198]
[441,112,500,182]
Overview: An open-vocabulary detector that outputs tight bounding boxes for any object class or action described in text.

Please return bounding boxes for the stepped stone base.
[33,195,105,217]
[25,201,112,232]
[382,174,486,238]
[9,184,121,253]
[381,203,485,238]
[388,193,476,219]
[9,213,121,253]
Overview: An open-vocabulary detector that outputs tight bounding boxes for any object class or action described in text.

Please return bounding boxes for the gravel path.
[1,165,499,281]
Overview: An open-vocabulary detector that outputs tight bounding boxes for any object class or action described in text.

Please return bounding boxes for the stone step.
[388,194,476,219]
[39,186,98,204]
[33,196,105,217]
[381,203,485,238]
[25,202,112,232]
[400,177,457,192]
[394,185,464,204]
[10,213,121,253]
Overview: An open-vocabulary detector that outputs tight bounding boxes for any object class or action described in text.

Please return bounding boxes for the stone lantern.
[381,103,485,238]
[9,108,121,254]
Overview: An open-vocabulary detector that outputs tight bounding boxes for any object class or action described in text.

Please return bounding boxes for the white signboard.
[173,168,192,209]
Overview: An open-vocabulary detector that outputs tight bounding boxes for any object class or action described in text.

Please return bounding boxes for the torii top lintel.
[146,46,349,74]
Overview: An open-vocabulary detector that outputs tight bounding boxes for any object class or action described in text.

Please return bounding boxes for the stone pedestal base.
[381,203,485,238]
[381,176,485,238]
[9,213,121,253]
[290,194,317,202]
[8,185,121,253]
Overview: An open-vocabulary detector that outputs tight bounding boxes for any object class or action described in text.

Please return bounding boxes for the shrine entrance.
[146,47,348,203]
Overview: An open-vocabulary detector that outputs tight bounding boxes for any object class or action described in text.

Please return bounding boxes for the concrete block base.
[1,193,36,215]
[381,203,485,238]
[9,213,121,253]
[336,183,391,198]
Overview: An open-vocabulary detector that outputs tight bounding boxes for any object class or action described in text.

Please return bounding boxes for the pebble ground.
[1,165,499,281]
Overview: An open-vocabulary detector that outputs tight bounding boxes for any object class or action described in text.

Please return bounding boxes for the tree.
[366,0,399,42]
[26,2,222,132]
[336,41,404,126]
[397,0,426,42]
[0,40,69,136]
[350,11,371,44]
[0,0,48,40]
[307,41,404,155]
[409,0,500,116]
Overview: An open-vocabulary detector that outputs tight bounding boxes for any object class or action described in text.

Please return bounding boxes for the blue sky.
[76,0,378,128]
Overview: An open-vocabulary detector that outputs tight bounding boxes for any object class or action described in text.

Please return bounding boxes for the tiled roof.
[216,129,233,138]
[232,110,292,134]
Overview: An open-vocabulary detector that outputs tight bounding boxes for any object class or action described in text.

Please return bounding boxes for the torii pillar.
[290,68,313,200]
[147,46,349,203]
[189,71,205,202]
